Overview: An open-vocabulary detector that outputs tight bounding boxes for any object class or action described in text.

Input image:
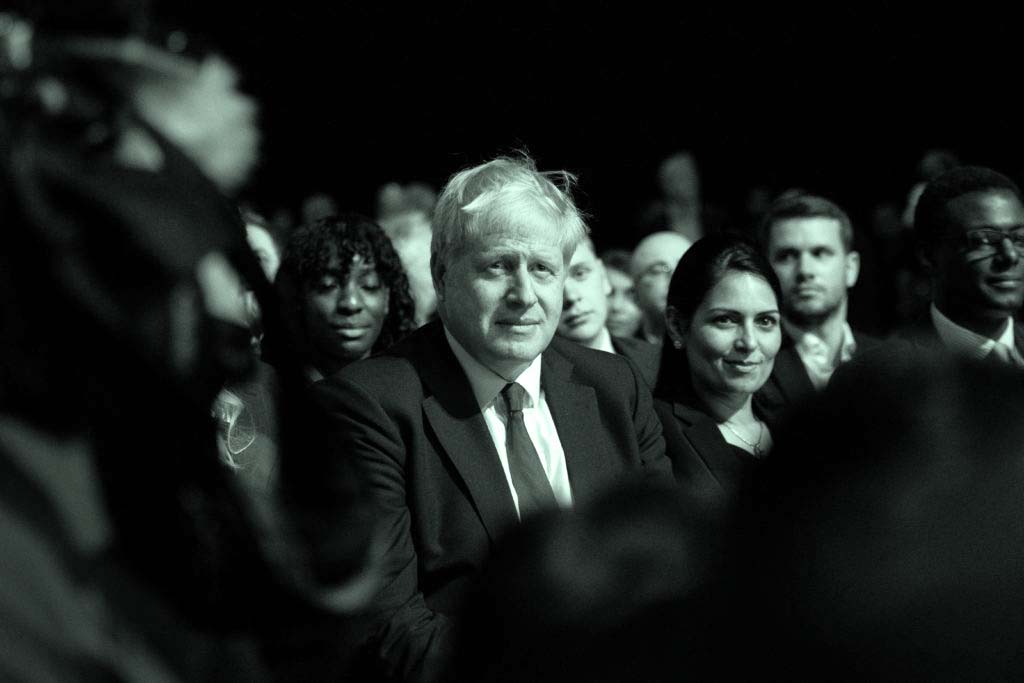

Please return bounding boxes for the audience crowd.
[3,6,1024,681]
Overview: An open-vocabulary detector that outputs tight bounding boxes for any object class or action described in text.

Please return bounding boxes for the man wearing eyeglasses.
[629,231,693,345]
[909,166,1024,366]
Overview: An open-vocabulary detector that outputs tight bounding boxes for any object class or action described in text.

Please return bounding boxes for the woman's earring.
[673,339,683,350]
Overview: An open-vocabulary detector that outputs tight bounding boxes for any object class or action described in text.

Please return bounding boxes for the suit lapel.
[672,403,728,489]
[771,344,815,403]
[415,324,518,541]
[541,346,611,505]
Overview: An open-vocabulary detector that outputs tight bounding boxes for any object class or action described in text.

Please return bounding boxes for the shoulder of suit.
[548,334,635,375]
[323,324,438,393]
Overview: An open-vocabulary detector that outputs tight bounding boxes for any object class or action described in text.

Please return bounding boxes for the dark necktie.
[501,382,556,518]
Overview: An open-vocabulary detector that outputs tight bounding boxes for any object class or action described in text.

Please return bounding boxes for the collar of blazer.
[414,322,615,540]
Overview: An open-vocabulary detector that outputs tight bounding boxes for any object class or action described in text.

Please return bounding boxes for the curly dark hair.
[275,214,416,363]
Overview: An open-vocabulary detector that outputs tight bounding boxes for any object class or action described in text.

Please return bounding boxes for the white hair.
[430,155,588,277]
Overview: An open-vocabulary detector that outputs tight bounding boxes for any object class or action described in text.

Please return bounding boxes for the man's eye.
[316,278,338,292]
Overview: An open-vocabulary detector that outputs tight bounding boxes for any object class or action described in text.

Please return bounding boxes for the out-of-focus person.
[600,248,644,339]
[558,238,659,386]
[652,235,783,511]
[275,214,417,381]
[630,231,693,345]
[906,166,1024,364]
[376,183,438,327]
[0,7,377,680]
[756,193,879,418]
[243,208,282,283]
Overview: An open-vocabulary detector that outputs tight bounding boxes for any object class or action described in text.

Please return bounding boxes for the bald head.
[630,231,693,341]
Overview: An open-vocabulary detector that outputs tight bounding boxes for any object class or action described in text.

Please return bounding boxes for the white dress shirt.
[592,327,617,354]
[930,304,1023,365]
[444,329,573,518]
[785,321,858,390]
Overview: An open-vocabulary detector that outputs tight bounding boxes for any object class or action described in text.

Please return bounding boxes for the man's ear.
[844,251,861,288]
[664,305,688,348]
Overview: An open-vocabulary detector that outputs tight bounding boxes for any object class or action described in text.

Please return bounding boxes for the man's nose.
[796,252,815,278]
[995,235,1021,266]
[507,266,538,307]
[563,281,582,307]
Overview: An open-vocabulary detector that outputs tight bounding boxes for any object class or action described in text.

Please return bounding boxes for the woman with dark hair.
[653,234,783,507]
[276,214,417,380]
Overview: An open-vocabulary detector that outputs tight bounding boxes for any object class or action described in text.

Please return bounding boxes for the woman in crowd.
[600,248,645,339]
[652,234,783,509]
[276,213,417,381]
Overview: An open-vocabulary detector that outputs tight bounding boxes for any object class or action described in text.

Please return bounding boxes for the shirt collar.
[784,320,858,366]
[444,327,543,410]
[592,327,617,354]
[930,303,1014,360]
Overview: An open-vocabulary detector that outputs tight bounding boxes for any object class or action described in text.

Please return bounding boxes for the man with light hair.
[316,155,671,681]
[558,237,660,386]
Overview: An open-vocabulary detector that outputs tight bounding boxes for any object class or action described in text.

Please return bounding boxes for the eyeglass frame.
[936,227,1024,256]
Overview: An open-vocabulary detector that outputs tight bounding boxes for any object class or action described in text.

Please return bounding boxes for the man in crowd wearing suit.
[314,156,672,681]
[557,237,660,386]
[756,194,877,414]
[904,166,1024,365]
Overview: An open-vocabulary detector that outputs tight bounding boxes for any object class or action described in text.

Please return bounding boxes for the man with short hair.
[315,156,671,681]
[906,166,1024,363]
[756,193,877,412]
[630,231,693,345]
[558,238,660,386]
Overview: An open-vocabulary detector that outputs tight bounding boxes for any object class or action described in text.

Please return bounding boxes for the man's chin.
[784,306,838,327]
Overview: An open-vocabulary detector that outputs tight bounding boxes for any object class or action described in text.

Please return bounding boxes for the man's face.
[436,215,567,378]
[767,217,859,326]
[929,189,1024,328]
[558,242,610,346]
[632,234,691,324]
[605,267,643,338]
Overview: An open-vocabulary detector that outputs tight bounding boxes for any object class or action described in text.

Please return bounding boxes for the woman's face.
[675,270,781,399]
[303,253,390,372]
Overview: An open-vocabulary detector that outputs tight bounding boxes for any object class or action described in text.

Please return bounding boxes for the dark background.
[170,4,1020,250]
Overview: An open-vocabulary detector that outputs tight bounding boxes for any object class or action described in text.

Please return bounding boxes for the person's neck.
[697,385,756,425]
[934,301,1012,340]
[785,303,848,357]
[641,316,664,345]
[580,327,614,352]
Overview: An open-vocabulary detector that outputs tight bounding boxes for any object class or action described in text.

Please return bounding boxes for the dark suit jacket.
[653,397,768,517]
[313,320,671,681]
[895,315,1024,356]
[611,335,660,389]
[756,328,881,423]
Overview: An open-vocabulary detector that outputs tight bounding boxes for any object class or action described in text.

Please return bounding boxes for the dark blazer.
[895,315,1024,356]
[756,328,881,423]
[611,334,660,388]
[654,396,768,515]
[313,320,671,682]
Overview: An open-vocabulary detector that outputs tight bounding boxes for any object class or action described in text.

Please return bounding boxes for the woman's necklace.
[722,419,766,458]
